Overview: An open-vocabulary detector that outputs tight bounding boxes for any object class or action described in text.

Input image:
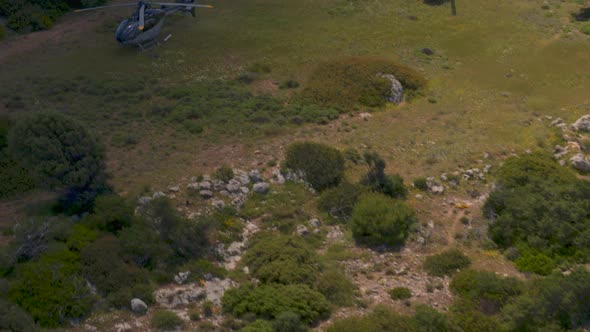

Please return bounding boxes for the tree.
[361,152,407,199]
[8,112,109,211]
[284,142,345,191]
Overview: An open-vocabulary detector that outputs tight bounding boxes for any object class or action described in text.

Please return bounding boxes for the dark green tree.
[284,142,345,191]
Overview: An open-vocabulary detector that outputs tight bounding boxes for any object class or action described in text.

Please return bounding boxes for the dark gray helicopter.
[75,0,213,49]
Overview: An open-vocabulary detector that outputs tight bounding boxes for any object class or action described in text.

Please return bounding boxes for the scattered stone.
[378,73,404,104]
[248,170,263,183]
[186,182,200,191]
[199,190,213,199]
[212,180,225,191]
[138,196,152,205]
[272,169,285,184]
[571,115,590,132]
[500,91,511,97]
[253,182,270,194]
[427,220,435,229]
[219,190,230,196]
[211,199,225,210]
[234,172,251,186]
[567,141,582,153]
[308,218,320,228]
[168,185,180,193]
[429,184,445,195]
[231,195,247,208]
[483,164,492,173]
[226,179,241,193]
[243,266,250,274]
[415,194,423,200]
[239,186,250,194]
[152,191,166,198]
[130,298,148,315]
[359,112,372,121]
[199,181,212,190]
[570,153,590,172]
[417,236,425,245]
[296,224,309,236]
[174,271,191,285]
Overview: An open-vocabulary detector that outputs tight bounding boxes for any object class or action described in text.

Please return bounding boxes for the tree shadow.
[572,7,590,22]
[423,0,449,6]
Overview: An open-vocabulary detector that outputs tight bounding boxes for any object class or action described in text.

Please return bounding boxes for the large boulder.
[378,73,404,104]
[571,115,590,132]
[130,298,148,315]
[570,153,590,172]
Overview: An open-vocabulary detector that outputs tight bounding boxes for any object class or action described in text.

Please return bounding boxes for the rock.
[168,185,180,193]
[295,224,309,236]
[130,298,148,315]
[571,115,590,132]
[551,118,564,126]
[199,181,212,190]
[204,278,237,306]
[415,194,423,200]
[427,220,435,228]
[199,190,213,199]
[308,218,320,228]
[483,164,492,173]
[253,182,270,194]
[243,266,250,274]
[219,190,230,196]
[211,199,225,210]
[417,236,425,245]
[154,284,206,308]
[500,91,511,97]
[174,271,191,285]
[421,47,435,56]
[186,182,200,191]
[226,179,241,193]
[231,195,247,208]
[235,174,250,186]
[359,112,372,121]
[567,141,582,153]
[378,73,404,104]
[570,153,590,172]
[114,323,133,332]
[203,175,211,181]
[429,185,445,194]
[152,191,166,198]
[212,180,225,191]
[239,186,250,194]
[138,196,152,205]
[248,170,263,183]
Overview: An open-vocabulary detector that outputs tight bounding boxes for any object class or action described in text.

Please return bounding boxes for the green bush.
[361,152,407,199]
[179,259,227,281]
[450,270,522,314]
[272,311,307,332]
[484,153,590,271]
[448,300,503,332]
[301,57,427,109]
[118,222,173,269]
[85,194,134,233]
[423,249,470,277]
[214,165,234,182]
[107,283,155,309]
[316,267,356,306]
[8,112,109,212]
[285,142,345,191]
[0,150,37,198]
[151,310,184,330]
[413,177,429,191]
[318,182,365,222]
[8,250,93,327]
[66,224,98,251]
[240,320,273,332]
[222,283,330,324]
[389,287,412,300]
[502,269,590,331]
[243,234,320,285]
[350,193,417,247]
[1,0,68,31]
[581,24,590,35]
[0,299,39,332]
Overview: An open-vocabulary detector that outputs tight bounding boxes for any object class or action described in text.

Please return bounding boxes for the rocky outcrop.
[571,115,590,132]
[378,73,404,104]
[570,153,590,172]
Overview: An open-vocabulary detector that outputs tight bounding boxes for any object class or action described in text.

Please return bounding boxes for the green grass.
[0,0,589,191]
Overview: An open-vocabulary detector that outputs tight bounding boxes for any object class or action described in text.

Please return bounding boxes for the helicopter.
[75,0,213,49]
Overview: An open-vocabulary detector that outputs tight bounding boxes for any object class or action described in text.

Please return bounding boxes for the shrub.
[389,287,412,300]
[202,300,214,317]
[118,222,173,269]
[361,152,407,199]
[242,234,320,285]
[483,153,590,270]
[273,311,307,332]
[302,57,426,109]
[8,251,93,327]
[240,320,273,332]
[179,259,227,281]
[423,249,470,277]
[66,224,98,251]
[350,193,417,247]
[151,310,184,330]
[284,142,345,191]
[582,24,590,35]
[448,300,503,332]
[450,270,522,314]
[214,165,234,182]
[279,80,300,89]
[0,299,39,332]
[85,194,134,233]
[316,267,356,306]
[222,283,330,324]
[8,112,109,211]
[413,177,428,191]
[0,150,37,198]
[318,182,365,222]
[107,283,155,309]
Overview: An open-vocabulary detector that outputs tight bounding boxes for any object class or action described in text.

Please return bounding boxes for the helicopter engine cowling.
[115,18,140,44]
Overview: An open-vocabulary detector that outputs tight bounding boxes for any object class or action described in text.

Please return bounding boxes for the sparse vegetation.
[151,310,184,330]
[389,287,412,300]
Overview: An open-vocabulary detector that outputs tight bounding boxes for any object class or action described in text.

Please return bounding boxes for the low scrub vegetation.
[284,141,345,191]
[301,57,427,109]
[350,192,417,247]
[484,153,590,274]
[423,249,471,276]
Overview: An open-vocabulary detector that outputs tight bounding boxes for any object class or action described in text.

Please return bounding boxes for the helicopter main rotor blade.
[152,2,214,8]
[74,3,138,12]
[138,3,146,30]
